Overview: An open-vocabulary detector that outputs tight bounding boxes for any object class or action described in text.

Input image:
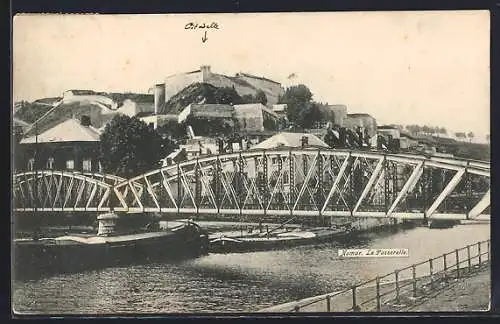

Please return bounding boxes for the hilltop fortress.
[152,65,284,112]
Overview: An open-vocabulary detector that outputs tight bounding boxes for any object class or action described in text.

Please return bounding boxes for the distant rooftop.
[20,119,100,144]
[378,125,399,130]
[235,72,281,85]
[347,113,373,118]
[251,132,329,150]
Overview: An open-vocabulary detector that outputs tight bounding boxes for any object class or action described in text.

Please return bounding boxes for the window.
[83,159,92,172]
[66,159,75,170]
[28,158,35,171]
[46,157,55,169]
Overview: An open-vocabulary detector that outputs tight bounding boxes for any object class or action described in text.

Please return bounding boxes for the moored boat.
[209,225,353,253]
[13,218,209,280]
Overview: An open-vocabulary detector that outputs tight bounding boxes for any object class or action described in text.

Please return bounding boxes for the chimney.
[80,115,91,127]
[200,65,212,82]
[301,135,309,148]
[154,83,166,115]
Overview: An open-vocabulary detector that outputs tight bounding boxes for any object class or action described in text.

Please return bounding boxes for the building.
[233,104,265,132]
[318,104,347,127]
[16,116,101,173]
[399,133,419,150]
[176,103,234,123]
[272,104,288,119]
[343,113,377,137]
[157,65,284,107]
[377,125,400,139]
[23,90,155,138]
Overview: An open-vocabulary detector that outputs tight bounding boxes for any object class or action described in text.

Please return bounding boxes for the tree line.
[402,124,481,143]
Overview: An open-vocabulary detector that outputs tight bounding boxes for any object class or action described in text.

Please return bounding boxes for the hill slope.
[161,83,220,114]
[14,97,62,124]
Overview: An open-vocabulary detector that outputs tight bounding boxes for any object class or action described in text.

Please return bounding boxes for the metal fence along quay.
[259,239,490,312]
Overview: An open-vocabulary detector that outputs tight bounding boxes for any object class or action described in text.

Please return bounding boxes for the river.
[12,222,489,314]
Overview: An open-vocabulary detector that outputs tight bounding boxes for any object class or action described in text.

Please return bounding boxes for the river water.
[12,223,489,314]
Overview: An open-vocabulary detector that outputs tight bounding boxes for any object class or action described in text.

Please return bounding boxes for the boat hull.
[13,225,209,280]
[209,229,350,254]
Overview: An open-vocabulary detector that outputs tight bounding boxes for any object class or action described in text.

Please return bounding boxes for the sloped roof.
[236,72,281,85]
[20,119,101,144]
[251,132,329,150]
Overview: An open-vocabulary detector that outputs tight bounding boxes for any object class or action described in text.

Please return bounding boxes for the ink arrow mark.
[202,31,208,43]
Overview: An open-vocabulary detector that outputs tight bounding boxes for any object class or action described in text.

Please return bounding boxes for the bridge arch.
[12,170,128,212]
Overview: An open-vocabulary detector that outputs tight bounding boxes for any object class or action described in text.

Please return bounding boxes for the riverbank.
[259,263,490,313]
[383,265,490,312]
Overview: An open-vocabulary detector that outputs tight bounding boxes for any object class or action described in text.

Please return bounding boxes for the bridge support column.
[97,212,119,236]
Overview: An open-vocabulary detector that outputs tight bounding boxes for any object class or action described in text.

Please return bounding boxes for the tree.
[255,90,268,105]
[99,115,174,178]
[455,132,466,141]
[278,84,313,124]
[184,115,237,137]
[241,94,256,104]
[297,103,322,129]
[263,117,278,131]
[440,127,447,135]
[157,120,186,140]
[213,86,243,105]
[467,131,475,143]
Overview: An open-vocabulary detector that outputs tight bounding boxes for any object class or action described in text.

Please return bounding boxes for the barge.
[209,225,353,253]
[13,214,209,279]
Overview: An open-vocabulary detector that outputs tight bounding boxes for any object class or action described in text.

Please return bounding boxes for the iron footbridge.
[12,149,490,221]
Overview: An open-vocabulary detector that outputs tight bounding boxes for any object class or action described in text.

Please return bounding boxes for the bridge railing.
[263,239,490,313]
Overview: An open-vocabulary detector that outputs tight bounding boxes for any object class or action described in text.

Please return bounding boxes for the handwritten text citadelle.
[185,22,220,30]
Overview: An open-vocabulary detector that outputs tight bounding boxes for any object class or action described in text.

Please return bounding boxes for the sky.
[13,11,490,141]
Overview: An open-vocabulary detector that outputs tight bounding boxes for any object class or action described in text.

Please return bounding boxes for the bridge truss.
[12,149,490,221]
[12,171,128,212]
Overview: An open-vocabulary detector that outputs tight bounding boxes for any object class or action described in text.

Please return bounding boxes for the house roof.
[20,119,101,144]
[235,72,281,85]
[378,125,399,130]
[251,132,329,150]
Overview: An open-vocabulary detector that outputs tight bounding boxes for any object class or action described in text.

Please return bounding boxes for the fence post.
[478,241,482,265]
[352,286,357,311]
[395,270,400,300]
[487,240,490,261]
[455,249,460,278]
[376,277,381,311]
[443,253,447,279]
[467,245,471,271]
[412,265,417,298]
[429,258,434,289]
[326,295,331,312]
